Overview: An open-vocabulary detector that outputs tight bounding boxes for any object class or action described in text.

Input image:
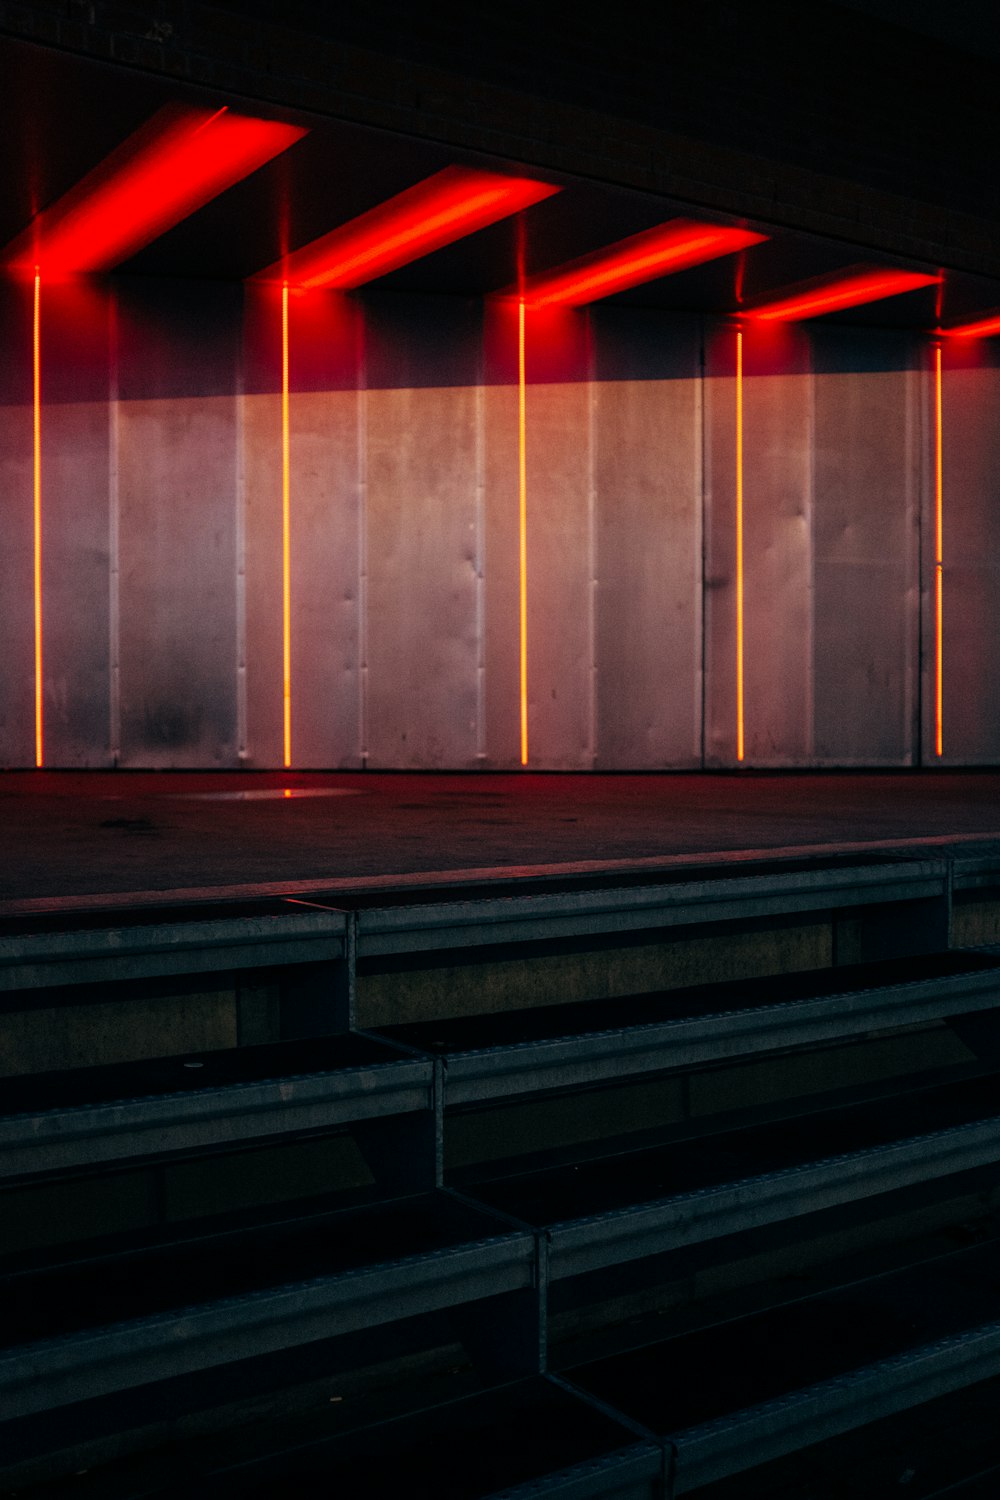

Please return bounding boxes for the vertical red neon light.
[518,300,529,766]
[934,343,944,758]
[282,284,292,768]
[735,328,745,763]
[33,273,43,768]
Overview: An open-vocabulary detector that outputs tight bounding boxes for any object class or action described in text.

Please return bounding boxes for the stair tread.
[568,1234,1000,1437]
[0,1190,519,1351]
[464,1071,1000,1227]
[0,1033,418,1121]
[201,1376,652,1499]
[378,951,1000,1059]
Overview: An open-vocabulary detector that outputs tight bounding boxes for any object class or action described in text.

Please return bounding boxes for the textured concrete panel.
[740,325,813,764]
[358,919,833,1026]
[952,897,1000,948]
[811,329,919,765]
[592,308,702,767]
[364,293,480,768]
[482,300,521,768]
[288,293,361,768]
[242,285,284,767]
[0,987,237,1075]
[523,310,592,769]
[40,282,112,766]
[937,342,1000,763]
[703,320,740,767]
[0,279,35,767]
[116,279,240,767]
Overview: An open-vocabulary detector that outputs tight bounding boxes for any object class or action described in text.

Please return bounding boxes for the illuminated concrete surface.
[2,769,1000,906]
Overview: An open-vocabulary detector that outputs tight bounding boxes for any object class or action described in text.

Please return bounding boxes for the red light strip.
[4,106,306,276]
[934,344,944,759]
[282,284,292,769]
[749,269,939,322]
[33,273,43,768]
[943,312,1000,338]
[515,221,767,309]
[256,167,559,291]
[518,300,529,767]
[735,328,745,764]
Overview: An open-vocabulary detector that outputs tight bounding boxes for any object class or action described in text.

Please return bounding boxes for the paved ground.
[1,769,999,911]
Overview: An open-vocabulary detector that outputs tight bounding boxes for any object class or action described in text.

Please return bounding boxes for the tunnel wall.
[1,274,997,769]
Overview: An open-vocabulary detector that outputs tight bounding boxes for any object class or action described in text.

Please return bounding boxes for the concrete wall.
[1,274,997,769]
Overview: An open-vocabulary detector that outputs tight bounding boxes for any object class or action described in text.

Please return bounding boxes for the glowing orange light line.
[518,300,529,767]
[735,328,745,763]
[281,283,292,769]
[934,343,944,758]
[33,272,43,768]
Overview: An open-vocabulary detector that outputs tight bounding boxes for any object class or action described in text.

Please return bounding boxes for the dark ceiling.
[1,33,998,330]
[211,0,1000,224]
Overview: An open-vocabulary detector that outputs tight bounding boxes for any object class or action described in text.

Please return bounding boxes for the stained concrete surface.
[1,770,999,910]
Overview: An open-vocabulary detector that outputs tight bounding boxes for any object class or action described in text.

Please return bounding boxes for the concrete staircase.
[4,851,1000,1496]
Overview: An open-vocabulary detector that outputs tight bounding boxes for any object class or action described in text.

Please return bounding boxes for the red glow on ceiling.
[749,268,940,322]
[513,221,768,308]
[3,105,307,276]
[943,311,1000,338]
[256,167,560,290]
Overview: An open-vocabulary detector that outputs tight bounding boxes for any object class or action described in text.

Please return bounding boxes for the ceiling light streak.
[516,222,767,308]
[3,106,307,276]
[750,269,939,322]
[257,167,559,291]
[942,312,1000,338]
[295,189,511,290]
